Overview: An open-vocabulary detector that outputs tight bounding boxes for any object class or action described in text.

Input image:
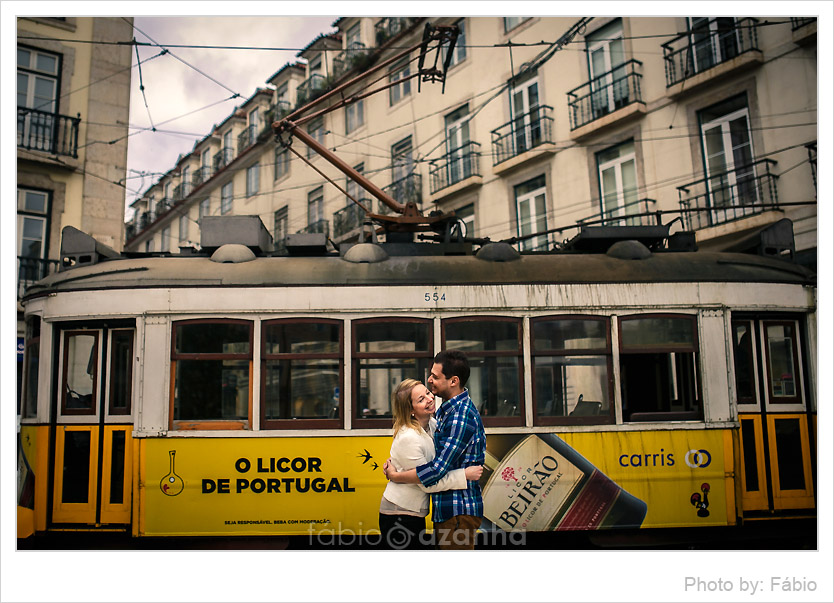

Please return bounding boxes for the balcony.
[677,159,779,231]
[576,198,659,228]
[296,73,328,107]
[173,183,186,202]
[491,105,554,168]
[17,107,80,158]
[213,147,235,172]
[375,17,419,46]
[238,125,257,155]
[18,256,60,299]
[192,166,212,188]
[268,101,292,124]
[333,199,372,239]
[662,18,761,91]
[333,42,373,79]
[378,174,423,215]
[429,142,482,197]
[791,17,816,46]
[568,60,645,138]
[155,198,174,217]
[298,219,330,236]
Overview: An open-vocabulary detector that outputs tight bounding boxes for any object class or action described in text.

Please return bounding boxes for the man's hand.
[382,458,393,480]
[464,465,483,481]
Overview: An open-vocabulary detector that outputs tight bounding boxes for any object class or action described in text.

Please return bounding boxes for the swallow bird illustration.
[371,462,379,471]
[358,449,372,464]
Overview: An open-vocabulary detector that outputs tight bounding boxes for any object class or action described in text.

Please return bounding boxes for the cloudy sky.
[124,15,338,218]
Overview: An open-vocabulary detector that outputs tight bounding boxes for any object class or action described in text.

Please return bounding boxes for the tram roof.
[22,248,814,300]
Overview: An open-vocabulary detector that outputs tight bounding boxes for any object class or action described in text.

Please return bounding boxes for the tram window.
[353,319,433,427]
[732,320,757,404]
[108,330,134,415]
[262,320,343,428]
[443,317,523,426]
[619,315,702,422]
[531,316,613,425]
[61,332,99,415]
[171,320,252,429]
[22,316,40,418]
[763,321,802,404]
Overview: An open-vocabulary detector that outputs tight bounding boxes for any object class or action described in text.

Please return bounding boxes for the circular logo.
[684,449,712,468]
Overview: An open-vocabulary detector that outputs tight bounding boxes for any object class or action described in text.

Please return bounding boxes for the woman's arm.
[387,430,473,491]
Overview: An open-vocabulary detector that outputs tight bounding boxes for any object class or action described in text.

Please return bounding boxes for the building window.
[307,186,324,228]
[352,318,433,427]
[273,206,288,251]
[455,203,475,238]
[445,104,472,184]
[689,17,739,73]
[597,140,638,223]
[510,73,542,154]
[586,19,627,119]
[220,181,233,214]
[531,316,613,425]
[442,317,523,426]
[699,94,757,214]
[171,319,253,429]
[246,162,260,197]
[199,198,210,223]
[179,214,189,243]
[447,19,467,66]
[200,148,211,180]
[222,129,234,163]
[345,99,364,133]
[181,165,191,198]
[17,46,60,148]
[388,60,411,106]
[504,17,530,32]
[274,146,290,179]
[17,188,49,292]
[160,226,170,252]
[346,163,364,205]
[261,319,343,428]
[619,314,702,422]
[307,116,325,158]
[514,175,548,251]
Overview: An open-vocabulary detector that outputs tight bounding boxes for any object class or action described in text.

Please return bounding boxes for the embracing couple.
[380,349,486,550]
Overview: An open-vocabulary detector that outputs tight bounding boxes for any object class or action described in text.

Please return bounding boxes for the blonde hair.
[391,378,424,436]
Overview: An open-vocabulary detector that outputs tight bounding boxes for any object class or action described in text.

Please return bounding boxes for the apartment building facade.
[124,16,817,270]
[17,16,134,393]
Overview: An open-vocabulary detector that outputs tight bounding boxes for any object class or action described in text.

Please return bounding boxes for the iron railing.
[677,158,778,230]
[333,42,372,78]
[18,256,60,299]
[213,147,235,172]
[567,60,643,130]
[296,73,328,106]
[333,199,372,239]
[378,173,423,215]
[491,105,554,166]
[17,107,80,158]
[298,219,330,236]
[576,198,659,228]
[238,125,257,155]
[791,17,816,31]
[375,17,419,46]
[192,166,212,188]
[662,18,760,87]
[429,142,481,194]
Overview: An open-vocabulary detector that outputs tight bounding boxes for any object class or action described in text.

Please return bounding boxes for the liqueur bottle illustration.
[480,434,647,531]
[160,450,185,496]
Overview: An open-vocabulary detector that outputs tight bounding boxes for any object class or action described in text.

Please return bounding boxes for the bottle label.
[556,469,618,530]
[483,436,583,531]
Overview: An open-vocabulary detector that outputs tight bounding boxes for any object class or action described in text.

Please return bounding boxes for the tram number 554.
[424,292,446,302]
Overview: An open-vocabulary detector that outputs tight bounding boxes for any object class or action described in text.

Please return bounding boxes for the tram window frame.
[530,315,614,426]
[21,315,41,418]
[170,319,253,430]
[107,329,134,416]
[60,330,99,416]
[260,318,344,430]
[441,316,524,427]
[731,319,759,406]
[618,314,703,422]
[761,319,804,406]
[352,317,433,429]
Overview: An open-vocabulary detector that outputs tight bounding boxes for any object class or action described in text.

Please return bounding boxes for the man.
[384,349,486,549]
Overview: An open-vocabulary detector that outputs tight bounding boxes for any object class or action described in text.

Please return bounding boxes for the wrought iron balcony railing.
[296,73,328,106]
[378,173,423,215]
[333,199,372,239]
[791,17,816,31]
[155,198,174,217]
[333,42,372,79]
[213,147,235,172]
[17,107,81,158]
[567,60,643,130]
[576,198,659,228]
[662,18,760,87]
[375,17,419,46]
[238,125,257,155]
[18,256,60,299]
[192,166,212,188]
[429,142,481,194]
[298,219,330,236]
[677,158,779,230]
[491,105,554,166]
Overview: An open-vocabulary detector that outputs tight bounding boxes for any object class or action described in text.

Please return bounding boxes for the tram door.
[51,326,134,526]
[731,316,815,514]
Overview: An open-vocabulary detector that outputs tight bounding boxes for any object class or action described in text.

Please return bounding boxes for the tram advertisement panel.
[139,429,730,536]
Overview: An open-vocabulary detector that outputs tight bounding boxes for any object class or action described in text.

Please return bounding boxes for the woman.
[379,378,483,549]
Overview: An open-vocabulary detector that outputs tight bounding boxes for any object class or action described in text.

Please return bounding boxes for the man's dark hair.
[434,349,470,387]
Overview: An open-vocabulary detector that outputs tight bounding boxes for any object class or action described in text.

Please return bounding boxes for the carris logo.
[684,449,712,468]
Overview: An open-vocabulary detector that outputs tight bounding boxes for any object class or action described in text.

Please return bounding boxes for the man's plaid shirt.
[416,389,486,523]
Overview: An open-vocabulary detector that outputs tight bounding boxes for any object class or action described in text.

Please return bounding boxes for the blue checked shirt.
[415,389,486,523]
